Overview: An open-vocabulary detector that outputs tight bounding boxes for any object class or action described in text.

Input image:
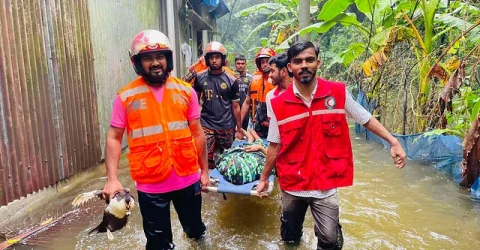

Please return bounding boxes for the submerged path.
[3,131,480,249]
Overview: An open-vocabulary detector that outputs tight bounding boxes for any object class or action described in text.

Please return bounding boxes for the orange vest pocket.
[172,139,199,176]
[127,148,170,182]
[127,151,147,180]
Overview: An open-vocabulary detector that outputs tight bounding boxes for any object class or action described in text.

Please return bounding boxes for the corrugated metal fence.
[0,0,101,206]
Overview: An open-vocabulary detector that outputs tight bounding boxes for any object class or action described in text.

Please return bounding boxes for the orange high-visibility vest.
[119,76,199,183]
[249,71,275,118]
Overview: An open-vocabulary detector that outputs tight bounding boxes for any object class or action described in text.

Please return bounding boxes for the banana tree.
[235,0,321,50]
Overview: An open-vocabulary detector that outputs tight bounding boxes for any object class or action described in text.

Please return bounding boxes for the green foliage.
[233,0,322,49]
[318,0,354,21]
[224,0,480,136]
[218,0,269,73]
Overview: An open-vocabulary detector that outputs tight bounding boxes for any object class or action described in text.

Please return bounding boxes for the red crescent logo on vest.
[324,96,336,110]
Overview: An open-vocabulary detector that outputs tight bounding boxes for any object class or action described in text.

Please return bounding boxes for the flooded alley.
[2,132,480,250]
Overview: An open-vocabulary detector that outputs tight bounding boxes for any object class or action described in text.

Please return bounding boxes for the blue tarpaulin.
[354,89,478,197]
[201,0,229,18]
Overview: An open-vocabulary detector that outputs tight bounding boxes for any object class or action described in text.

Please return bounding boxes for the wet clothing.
[194,69,240,130]
[236,73,253,130]
[216,139,270,185]
[111,76,206,250]
[203,127,235,169]
[138,181,206,250]
[267,78,372,249]
[281,191,343,250]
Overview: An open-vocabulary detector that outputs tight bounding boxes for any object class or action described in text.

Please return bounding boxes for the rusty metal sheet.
[0,0,101,206]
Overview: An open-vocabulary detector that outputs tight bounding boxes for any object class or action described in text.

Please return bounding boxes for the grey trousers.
[280,191,343,250]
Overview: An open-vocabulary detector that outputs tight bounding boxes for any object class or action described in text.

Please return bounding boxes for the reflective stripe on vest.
[130,121,188,139]
[120,85,150,102]
[168,121,189,131]
[277,109,346,125]
[119,77,199,184]
[166,82,191,92]
[130,125,163,139]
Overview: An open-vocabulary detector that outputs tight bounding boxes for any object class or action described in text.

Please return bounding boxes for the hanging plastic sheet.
[202,0,221,12]
[354,90,470,194]
[212,2,230,19]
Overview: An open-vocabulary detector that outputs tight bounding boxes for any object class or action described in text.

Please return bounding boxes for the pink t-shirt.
[111,84,201,193]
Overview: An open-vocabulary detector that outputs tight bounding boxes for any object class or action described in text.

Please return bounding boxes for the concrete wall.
[88,0,161,156]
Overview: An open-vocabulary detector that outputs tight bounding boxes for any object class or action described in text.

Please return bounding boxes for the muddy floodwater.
[2,132,480,249]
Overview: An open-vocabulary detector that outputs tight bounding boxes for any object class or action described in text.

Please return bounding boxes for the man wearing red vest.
[256,41,406,249]
[240,48,276,138]
[102,30,210,250]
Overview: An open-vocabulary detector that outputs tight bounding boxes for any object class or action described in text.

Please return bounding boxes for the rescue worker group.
[94,29,407,250]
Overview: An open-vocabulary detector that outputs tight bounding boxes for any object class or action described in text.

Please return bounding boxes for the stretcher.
[206,168,275,196]
[206,139,275,196]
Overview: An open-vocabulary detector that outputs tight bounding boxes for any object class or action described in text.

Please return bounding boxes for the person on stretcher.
[215,129,273,185]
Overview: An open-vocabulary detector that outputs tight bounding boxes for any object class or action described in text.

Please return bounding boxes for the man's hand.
[201,171,211,192]
[245,144,263,152]
[102,178,124,200]
[256,179,269,198]
[235,130,244,140]
[390,142,406,168]
[261,121,269,127]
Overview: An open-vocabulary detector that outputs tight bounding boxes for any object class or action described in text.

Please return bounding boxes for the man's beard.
[298,69,314,84]
[271,75,281,86]
[210,64,222,71]
[144,67,169,86]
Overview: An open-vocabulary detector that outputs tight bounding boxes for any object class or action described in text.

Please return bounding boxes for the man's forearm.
[105,137,122,181]
[233,102,242,130]
[194,133,209,173]
[260,142,281,181]
[240,99,250,123]
[364,117,399,146]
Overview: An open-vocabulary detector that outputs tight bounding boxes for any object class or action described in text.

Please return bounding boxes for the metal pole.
[166,0,177,76]
[298,0,310,41]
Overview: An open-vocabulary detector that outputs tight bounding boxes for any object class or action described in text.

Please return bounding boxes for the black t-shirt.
[194,69,240,130]
[235,73,252,107]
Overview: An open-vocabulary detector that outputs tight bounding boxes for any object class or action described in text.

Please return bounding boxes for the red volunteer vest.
[271,78,354,191]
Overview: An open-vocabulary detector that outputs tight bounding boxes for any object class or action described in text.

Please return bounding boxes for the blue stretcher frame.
[206,139,275,196]
[206,169,275,196]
